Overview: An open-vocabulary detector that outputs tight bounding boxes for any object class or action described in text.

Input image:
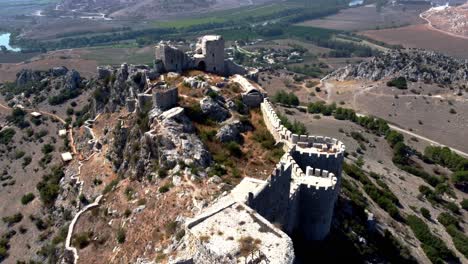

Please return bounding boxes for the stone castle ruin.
[155,35,257,79]
[96,35,344,263]
[173,99,345,263]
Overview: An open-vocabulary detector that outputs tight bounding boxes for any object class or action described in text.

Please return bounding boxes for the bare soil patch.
[299,4,426,31]
[361,24,468,59]
[0,49,98,83]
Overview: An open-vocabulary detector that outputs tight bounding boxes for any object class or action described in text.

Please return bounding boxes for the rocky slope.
[326,49,468,85]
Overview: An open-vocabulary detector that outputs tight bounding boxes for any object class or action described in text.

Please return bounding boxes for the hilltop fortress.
[173,99,345,263]
[154,35,258,80]
[97,35,345,264]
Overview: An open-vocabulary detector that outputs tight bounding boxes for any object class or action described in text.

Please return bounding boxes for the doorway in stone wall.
[197,61,206,71]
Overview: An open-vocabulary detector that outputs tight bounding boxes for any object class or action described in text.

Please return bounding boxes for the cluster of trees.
[0,128,15,145]
[48,88,81,105]
[387,77,408,90]
[343,163,401,220]
[406,215,457,263]
[278,113,307,135]
[386,130,445,188]
[272,90,300,106]
[36,166,65,206]
[6,108,29,129]
[307,102,390,135]
[287,64,324,78]
[424,146,468,191]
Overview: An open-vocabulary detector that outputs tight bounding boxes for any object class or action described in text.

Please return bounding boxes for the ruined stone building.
[173,99,345,263]
[155,35,255,77]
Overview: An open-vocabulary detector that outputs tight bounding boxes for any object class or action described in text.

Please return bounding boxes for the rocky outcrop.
[199,97,230,122]
[326,49,468,85]
[64,70,81,90]
[15,69,43,87]
[216,119,252,143]
[50,66,69,77]
[144,107,211,169]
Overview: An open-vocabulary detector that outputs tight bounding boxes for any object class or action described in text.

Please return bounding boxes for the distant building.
[61,152,73,162]
[30,112,42,118]
[58,129,67,137]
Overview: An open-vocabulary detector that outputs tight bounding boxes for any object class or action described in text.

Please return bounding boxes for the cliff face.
[326,50,468,85]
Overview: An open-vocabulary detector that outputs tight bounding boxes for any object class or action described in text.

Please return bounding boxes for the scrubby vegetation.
[278,113,307,135]
[343,163,401,220]
[21,193,35,205]
[386,77,408,89]
[406,215,457,263]
[36,166,65,206]
[272,90,300,106]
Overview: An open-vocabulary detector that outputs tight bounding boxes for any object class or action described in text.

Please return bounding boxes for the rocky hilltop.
[326,49,468,85]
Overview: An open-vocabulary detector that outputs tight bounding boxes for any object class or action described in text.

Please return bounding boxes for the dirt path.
[0,102,80,156]
[64,114,103,264]
[420,8,468,41]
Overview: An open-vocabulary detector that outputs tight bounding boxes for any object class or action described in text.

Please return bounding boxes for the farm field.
[361,24,468,59]
[298,4,427,31]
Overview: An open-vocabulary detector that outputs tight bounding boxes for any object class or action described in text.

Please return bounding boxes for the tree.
[420,207,431,219]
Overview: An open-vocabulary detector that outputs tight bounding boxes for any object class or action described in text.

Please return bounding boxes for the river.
[0,33,21,52]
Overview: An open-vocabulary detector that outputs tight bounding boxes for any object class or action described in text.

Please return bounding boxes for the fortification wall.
[155,44,189,73]
[152,87,178,111]
[201,37,225,74]
[296,183,336,240]
[260,98,346,155]
[224,59,247,76]
[137,93,153,113]
[247,163,292,227]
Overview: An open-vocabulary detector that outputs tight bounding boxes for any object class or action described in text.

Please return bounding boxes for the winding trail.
[64,114,103,264]
[65,195,103,264]
[420,7,468,41]
[0,102,79,156]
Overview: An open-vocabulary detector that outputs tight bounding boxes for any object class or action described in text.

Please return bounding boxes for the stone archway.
[197,61,206,71]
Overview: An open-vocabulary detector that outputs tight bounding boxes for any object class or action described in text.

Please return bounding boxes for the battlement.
[261,98,345,155]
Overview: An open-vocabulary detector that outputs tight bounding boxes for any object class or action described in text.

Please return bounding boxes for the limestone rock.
[64,70,81,90]
[216,123,241,143]
[199,97,230,122]
[15,69,42,87]
[50,66,69,77]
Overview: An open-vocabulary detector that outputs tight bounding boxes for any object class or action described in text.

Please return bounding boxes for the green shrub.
[387,77,407,89]
[437,212,459,228]
[446,225,468,258]
[14,150,25,160]
[41,144,55,154]
[225,141,243,158]
[159,183,173,193]
[74,233,90,249]
[406,215,457,263]
[116,228,126,244]
[0,128,15,145]
[272,90,299,106]
[461,199,468,211]
[103,179,119,194]
[2,213,23,226]
[420,207,431,219]
[21,193,35,205]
